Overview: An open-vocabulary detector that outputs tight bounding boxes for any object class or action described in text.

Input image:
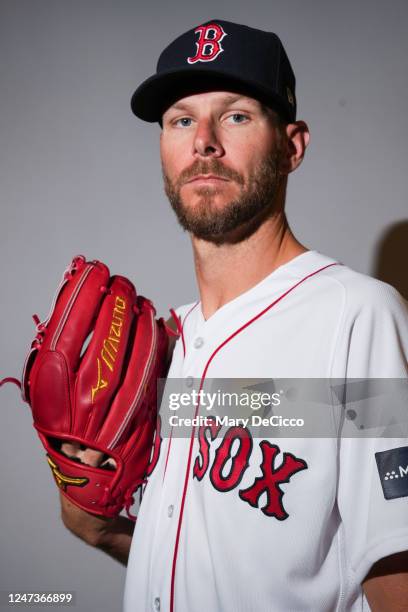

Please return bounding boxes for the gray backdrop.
[1,1,407,610]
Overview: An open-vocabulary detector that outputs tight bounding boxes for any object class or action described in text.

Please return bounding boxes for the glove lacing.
[98,479,148,522]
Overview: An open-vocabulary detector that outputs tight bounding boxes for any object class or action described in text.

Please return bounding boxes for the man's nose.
[193,120,224,158]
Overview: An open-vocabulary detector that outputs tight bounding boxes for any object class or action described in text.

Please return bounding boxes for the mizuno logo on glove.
[47,456,89,490]
[91,296,127,403]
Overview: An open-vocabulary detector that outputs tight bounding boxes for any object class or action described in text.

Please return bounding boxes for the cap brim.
[131,68,293,123]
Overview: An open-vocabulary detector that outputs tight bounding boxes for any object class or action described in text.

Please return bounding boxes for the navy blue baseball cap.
[131,20,297,123]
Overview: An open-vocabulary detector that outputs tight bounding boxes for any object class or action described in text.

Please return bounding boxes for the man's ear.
[279,121,310,174]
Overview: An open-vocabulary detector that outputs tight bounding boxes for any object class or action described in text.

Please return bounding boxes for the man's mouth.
[186,174,230,185]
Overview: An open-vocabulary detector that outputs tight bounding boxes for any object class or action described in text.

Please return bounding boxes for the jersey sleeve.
[338,436,408,586]
[334,278,408,585]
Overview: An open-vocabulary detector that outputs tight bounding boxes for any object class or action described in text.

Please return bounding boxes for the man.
[61,20,408,611]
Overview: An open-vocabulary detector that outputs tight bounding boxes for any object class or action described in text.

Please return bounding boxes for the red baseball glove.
[2,255,171,519]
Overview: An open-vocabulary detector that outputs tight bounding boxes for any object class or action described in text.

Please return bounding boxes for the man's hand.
[59,314,178,563]
[60,493,134,566]
[59,431,133,567]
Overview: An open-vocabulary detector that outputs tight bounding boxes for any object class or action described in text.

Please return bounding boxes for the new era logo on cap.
[375,446,408,500]
[187,23,227,64]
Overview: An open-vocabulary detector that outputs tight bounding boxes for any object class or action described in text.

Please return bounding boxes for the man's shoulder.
[320,261,408,377]
[300,250,406,316]
[321,260,407,317]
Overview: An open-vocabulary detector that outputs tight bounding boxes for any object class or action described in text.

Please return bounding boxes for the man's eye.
[175,117,193,127]
[227,113,249,124]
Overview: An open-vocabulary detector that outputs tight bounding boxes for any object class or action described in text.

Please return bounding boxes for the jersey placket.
[145,313,214,611]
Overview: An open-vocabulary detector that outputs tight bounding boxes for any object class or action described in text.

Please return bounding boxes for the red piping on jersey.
[169,302,199,357]
[163,302,200,482]
[163,426,174,483]
[169,262,339,612]
[180,301,199,357]
[183,301,199,327]
[169,308,184,354]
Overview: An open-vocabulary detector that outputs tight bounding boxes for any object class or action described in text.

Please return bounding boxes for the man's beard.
[162,151,283,245]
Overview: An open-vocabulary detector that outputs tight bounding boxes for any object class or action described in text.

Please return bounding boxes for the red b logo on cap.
[187,23,227,64]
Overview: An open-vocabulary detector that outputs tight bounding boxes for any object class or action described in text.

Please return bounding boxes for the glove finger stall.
[28,260,110,434]
[75,275,137,438]
[97,296,165,450]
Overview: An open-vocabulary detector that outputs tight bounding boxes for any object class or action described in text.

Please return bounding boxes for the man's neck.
[192,212,308,321]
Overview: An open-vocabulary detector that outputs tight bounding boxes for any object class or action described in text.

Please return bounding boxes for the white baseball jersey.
[123,250,408,612]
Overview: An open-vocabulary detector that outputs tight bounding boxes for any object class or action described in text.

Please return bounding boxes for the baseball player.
[26,19,408,612]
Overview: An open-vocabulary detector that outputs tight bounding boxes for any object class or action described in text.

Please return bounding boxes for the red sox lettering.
[209,426,253,492]
[194,417,308,520]
[238,441,308,520]
[148,415,308,520]
[193,416,222,481]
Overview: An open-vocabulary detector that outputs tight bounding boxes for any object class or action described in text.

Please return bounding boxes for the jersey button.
[167,504,174,517]
[185,376,194,388]
[153,597,160,611]
[193,336,204,349]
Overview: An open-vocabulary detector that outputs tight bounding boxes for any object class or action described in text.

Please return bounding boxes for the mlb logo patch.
[375,446,408,500]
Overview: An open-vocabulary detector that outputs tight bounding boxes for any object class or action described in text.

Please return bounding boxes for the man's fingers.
[61,441,81,457]
[60,441,108,468]
[80,448,105,467]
